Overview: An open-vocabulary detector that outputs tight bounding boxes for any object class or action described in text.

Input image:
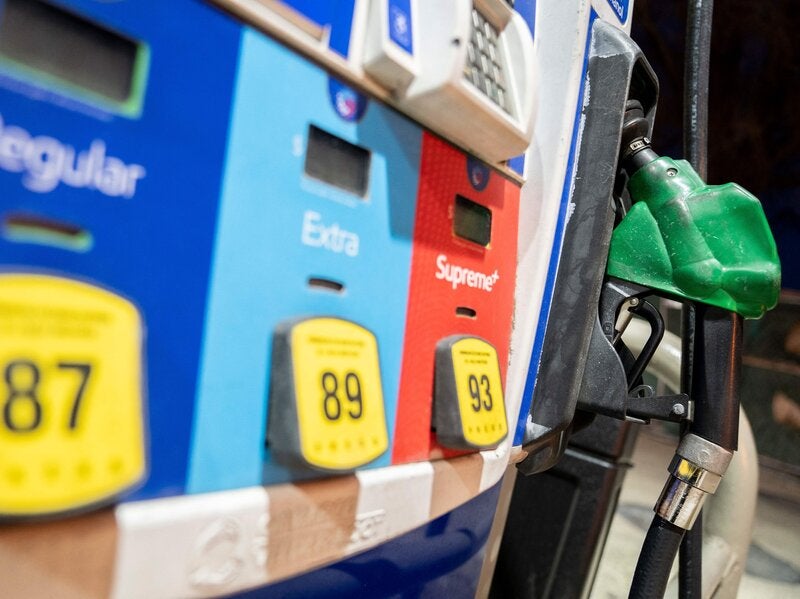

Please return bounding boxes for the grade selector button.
[433,335,507,450]
[0,274,145,516]
[267,317,388,471]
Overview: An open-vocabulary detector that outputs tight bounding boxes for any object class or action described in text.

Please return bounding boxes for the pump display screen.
[454,195,492,246]
[0,0,140,103]
[305,125,371,197]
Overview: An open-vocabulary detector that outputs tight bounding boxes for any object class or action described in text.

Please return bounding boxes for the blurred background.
[633,0,800,478]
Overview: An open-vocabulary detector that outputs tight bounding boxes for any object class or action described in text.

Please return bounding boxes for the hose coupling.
[654,433,734,530]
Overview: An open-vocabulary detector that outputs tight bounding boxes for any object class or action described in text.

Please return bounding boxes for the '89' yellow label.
[289,318,388,471]
[0,274,145,516]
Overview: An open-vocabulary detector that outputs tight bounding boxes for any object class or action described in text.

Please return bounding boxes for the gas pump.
[0,0,779,597]
[0,0,544,596]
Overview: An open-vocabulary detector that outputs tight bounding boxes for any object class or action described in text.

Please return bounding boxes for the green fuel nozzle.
[606,102,781,319]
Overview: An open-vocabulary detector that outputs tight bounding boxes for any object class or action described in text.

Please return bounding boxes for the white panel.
[111,487,268,599]
[396,0,537,162]
[504,0,593,443]
[363,0,418,91]
[479,443,510,492]
[348,461,435,554]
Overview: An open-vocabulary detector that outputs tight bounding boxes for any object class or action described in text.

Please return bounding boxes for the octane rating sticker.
[290,318,388,470]
[0,274,145,516]
[450,337,507,448]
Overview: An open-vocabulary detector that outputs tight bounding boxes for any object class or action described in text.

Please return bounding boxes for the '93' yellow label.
[291,318,388,470]
[0,274,145,516]
[451,337,507,447]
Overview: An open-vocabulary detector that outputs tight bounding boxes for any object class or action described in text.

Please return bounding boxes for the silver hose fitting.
[654,433,733,530]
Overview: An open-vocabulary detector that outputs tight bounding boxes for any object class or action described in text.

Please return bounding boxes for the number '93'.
[468,373,493,412]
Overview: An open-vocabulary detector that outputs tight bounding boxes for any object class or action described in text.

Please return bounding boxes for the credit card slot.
[307,277,345,294]
[455,306,477,319]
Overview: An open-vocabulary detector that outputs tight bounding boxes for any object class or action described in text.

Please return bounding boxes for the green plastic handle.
[607,157,781,318]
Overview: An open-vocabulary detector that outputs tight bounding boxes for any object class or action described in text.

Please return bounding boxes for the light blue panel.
[188,28,422,492]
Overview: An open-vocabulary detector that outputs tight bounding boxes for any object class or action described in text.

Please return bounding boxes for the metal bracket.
[626,384,694,424]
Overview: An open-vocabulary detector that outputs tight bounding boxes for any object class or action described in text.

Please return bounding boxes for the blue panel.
[508,154,526,176]
[605,0,630,24]
[388,0,413,54]
[0,0,242,498]
[278,0,357,57]
[514,10,598,444]
[514,0,537,38]
[233,483,503,598]
[188,29,422,492]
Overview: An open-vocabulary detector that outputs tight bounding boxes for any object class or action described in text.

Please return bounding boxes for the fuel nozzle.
[607,103,780,318]
[619,100,659,176]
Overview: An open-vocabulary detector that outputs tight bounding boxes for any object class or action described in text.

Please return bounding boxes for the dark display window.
[454,195,492,246]
[0,0,147,113]
[304,125,371,197]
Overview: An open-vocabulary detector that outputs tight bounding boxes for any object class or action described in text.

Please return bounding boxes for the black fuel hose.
[628,1,721,597]
[629,517,685,599]
[680,1,716,597]
[688,305,742,450]
[683,0,714,177]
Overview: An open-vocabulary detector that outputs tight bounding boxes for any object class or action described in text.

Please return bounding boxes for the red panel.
[392,133,521,463]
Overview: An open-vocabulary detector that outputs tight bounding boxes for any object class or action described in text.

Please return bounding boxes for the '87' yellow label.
[0,274,145,516]
[290,318,388,470]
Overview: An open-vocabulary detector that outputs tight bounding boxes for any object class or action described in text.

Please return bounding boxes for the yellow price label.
[450,337,507,448]
[0,274,145,516]
[290,318,388,471]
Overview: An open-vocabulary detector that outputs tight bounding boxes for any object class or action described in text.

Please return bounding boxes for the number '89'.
[320,370,363,421]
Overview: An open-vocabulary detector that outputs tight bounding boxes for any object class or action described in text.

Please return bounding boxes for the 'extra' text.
[301,210,359,257]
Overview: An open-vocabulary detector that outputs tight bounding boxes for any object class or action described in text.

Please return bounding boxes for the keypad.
[464,9,510,113]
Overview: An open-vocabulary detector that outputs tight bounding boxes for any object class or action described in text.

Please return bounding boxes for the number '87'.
[2,359,92,433]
